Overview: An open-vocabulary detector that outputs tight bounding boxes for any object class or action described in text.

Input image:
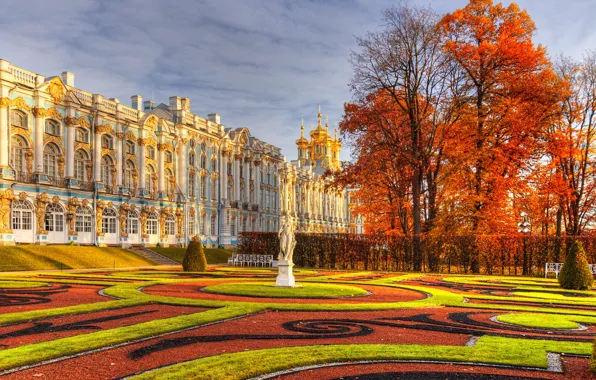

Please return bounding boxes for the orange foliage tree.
[437,0,561,271]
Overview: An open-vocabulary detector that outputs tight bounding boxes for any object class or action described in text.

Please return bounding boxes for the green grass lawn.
[202,282,369,298]
[0,246,156,271]
[151,247,235,264]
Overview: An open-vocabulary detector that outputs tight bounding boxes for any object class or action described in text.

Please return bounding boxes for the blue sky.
[2,0,595,161]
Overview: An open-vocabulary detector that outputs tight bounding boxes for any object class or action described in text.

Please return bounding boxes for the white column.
[221,152,228,200]
[158,145,165,193]
[244,159,250,203]
[65,121,75,178]
[0,89,8,169]
[306,183,311,216]
[176,142,186,196]
[94,131,102,181]
[234,156,240,202]
[116,134,123,186]
[138,141,146,192]
[33,109,45,173]
[254,162,260,208]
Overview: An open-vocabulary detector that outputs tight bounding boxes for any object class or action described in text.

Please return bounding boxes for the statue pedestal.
[275,260,300,287]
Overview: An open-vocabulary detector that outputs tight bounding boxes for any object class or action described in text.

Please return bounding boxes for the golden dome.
[310,106,328,141]
[295,121,309,147]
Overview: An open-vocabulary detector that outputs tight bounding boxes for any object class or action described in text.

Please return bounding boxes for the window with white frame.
[146,165,155,194]
[126,140,135,154]
[165,150,173,163]
[101,155,113,185]
[102,208,117,234]
[146,212,158,235]
[11,135,27,173]
[74,149,88,182]
[211,178,217,200]
[126,210,139,235]
[101,135,113,149]
[165,169,174,195]
[189,152,196,167]
[211,158,217,172]
[75,206,92,233]
[230,217,236,236]
[146,146,155,159]
[45,120,60,136]
[75,128,89,143]
[210,213,216,235]
[45,203,64,232]
[201,176,207,198]
[11,110,27,128]
[12,200,32,231]
[124,160,135,189]
[43,143,60,178]
[188,214,195,235]
[165,215,176,235]
[201,214,207,235]
[189,173,196,197]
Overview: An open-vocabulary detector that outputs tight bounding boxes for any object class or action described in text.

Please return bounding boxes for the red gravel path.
[143,282,426,304]
[277,359,595,380]
[0,284,110,314]
[0,304,206,349]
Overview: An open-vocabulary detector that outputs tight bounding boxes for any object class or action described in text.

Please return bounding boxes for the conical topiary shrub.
[559,240,594,290]
[182,237,208,272]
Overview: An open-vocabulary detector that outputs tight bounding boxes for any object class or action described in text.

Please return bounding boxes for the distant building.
[0,59,362,247]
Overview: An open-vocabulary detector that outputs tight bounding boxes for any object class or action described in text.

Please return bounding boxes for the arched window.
[12,200,32,231]
[210,213,217,235]
[188,173,196,197]
[211,158,217,172]
[102,208,117,234]
[189,152,196,167]
[227,180,233,199]
[124,160,135,189]
[11,110,27,128]
[100,155,114,185]
[165,150,173,163]
[43,143,60,178]
[200,154,206,169]
[227,161,232,175]
[146,146,155,159]
[45,203,64,232]
[74,149,88,182]
[165,215,176,235]
[211,178,217,200]
[146,212,158,235]
[45,120,60,136]
[126,140,135,154]
[146,165,155,195]
[165,168,174,196]
[11,135,27,173]
[126,210,139,235]
[101,135,113,149]
[75,206,92,233]
[75,128,89,143]
[201,176,207,198]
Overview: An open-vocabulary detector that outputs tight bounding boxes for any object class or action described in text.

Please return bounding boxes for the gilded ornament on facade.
[140,206,150,238]
[125,131,136,141]
[45,107,63,121]
[18,192,28,201]
[0,97,10,109]
[34,193,50,234]
[66,197,81,236]
[64,116,78,126]
[119,202,131,237]
[175,208,184,237]
[145,115,158,130]
[11,97,30,111]
[57,155,65,179]
[78,116,90,128]
[32,107,46,118]
[74,142,90,153]
[0,189,17,233]
[96,200,106,236]
[115,132,125,140]
[95,123,113,134]
[47,77,65,103]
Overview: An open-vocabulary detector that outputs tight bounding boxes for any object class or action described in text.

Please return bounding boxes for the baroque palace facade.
[0,59,363,247]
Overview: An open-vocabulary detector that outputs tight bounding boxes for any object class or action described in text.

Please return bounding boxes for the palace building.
[0,59,363,247]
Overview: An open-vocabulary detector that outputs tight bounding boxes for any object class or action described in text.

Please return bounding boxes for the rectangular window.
[12,211,21,230]
[165,220,175,235]
[188,218,195,235]
[127,218,139,234]
[102,217,116,234]
[147,219,158,235]
[230,219,236,236]
[210,216,216,235]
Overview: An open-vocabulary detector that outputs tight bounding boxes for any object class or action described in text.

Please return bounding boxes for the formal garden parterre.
[0,266,594,379]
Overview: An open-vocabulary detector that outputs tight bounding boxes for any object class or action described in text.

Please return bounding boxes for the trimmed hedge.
[559,241,594,290]
[182,238,208,272]
[239,232,596,275]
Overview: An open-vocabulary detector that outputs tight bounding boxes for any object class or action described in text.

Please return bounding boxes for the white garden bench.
[227,254,273,267]
[545,262,596,278]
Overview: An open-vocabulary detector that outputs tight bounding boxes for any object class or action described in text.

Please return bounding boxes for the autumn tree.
[546,53,596,238]
[349,4,461,270]
[438,0,560,272]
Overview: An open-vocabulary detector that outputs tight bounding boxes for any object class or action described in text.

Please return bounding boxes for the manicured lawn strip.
[497,313,596,329]
[0,299,143,325]
[202,282,369,298]
[0,305,260,371]
[0,280,49,288]
[0,277,123,287]
[0,246,156,272]
[465,293,596,307]
[150,247,235,264]
[367,274,425,284]
[302,271,375,281]
[130,337,591,380]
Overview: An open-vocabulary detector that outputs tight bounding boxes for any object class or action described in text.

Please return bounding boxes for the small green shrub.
[559,240,594,290]
[182,237,207,272]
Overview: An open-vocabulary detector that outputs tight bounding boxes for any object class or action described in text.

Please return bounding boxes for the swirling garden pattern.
[0,268,594,379]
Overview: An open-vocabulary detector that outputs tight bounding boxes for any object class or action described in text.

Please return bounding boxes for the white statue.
[278,220,296,263]
[276,220,299,287]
